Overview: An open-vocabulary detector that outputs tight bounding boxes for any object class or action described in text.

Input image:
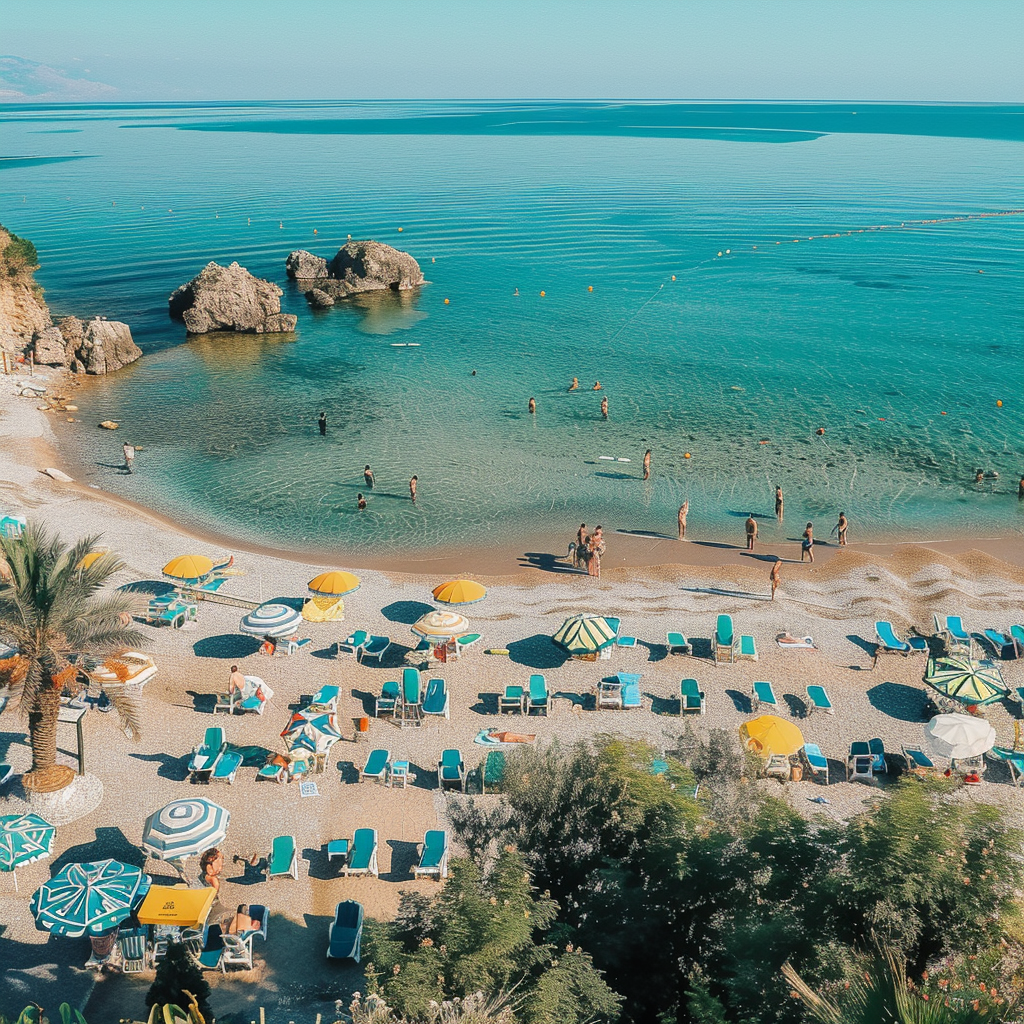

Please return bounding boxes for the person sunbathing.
[227,904,253,934]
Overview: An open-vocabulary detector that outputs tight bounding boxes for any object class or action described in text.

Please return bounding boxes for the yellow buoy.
[398,227,403,232]
[540,290,545,297]
[444,298,450,305]
[671,275,676,281]
[684,452,692,459]
[587,285,593,292]
[313,228,317,234]
[996,400,1003,407]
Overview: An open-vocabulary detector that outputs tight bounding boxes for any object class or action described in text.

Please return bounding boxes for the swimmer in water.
[775,485,784,522]
[975,469,984,484]
[643,449,651,481]
[409,475,418,503]
[592,381,602,390]
[600,396,608,419]
[514,287,519,296]
[745,514,758,551]
[832,512,848,546]
[357,493,367,511]
[569,377,579,391]
[364,465,375,490]
[678,500,688,540]
[528,397,536,415]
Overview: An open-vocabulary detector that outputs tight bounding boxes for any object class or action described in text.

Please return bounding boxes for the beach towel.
[474,729,536,746]
[776,634,816,649]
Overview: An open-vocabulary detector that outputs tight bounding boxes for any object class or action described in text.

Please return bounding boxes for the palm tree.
[0,523,144,792]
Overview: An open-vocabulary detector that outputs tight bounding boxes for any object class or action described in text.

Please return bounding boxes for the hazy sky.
[3,0,1022,102]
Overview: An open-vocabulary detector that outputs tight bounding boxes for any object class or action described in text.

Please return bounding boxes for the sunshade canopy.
[0,813,55,872]
[239,603,303,638]
[432,580,487,605]
[281,709,342,754]
[162,555,214,583]
[136,884,216,927]
[412,609,471,642]
[141,798,229,861]
[552,614,618,655]
[739,715,805,757]
[30,859,150,937]
[308,570,361,596]
[925,655,1008,707]
[76,550,109,571]
[924,713,997,759]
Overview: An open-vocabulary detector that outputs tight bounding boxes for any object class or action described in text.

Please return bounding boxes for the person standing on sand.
[775,485,784,521]
[364,465,375,489]
[832,512,848,546]
[587,535,602,578]
[123,442,135,474]
[801,522,815,562]
[601,396,608,419]
[529,397,536,415]
[357,493,367,511]
[643,449,652,480]
[770,559,782,601]
[678,500,688,540]
[228,664,245,696]
[318,412,327,436]
[577,523,588,549]
[409,476,418,502]
[745,514,758,551]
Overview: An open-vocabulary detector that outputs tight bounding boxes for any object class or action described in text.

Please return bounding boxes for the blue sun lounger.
[751,681,777,711]
[210,746,242,785]
[619,673,642,709]
[666,632,691,656]
[189,727,225,779]
[680,678,705,714]
[375,680,400,717]
[801,743,829,784]
[343,828,378,877]
[327,900,364,962]
[360,749,390,784]
[806,685,833,716]
[527,674,549,716]
[715,615,736,664]
[437,749,466,791]
[875,621,927,656]
[934,614,972,653]
[422,677,450,719]
[412,830,449,880]
[983,629,1016,660]
[266,835,298,880]
[359,635,391,664]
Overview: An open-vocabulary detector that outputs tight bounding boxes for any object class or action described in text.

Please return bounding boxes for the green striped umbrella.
[552,614,618,656]
[30,859,150,936]
[281,709,342,755]
[925,654,1008,707]
[0,813,55,873]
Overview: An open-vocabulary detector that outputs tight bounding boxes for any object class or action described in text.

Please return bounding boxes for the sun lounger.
[620,673,642,709]
[527,674,549,716]
[257,757,286,783]
[751,680,777,711]
[679,678,705,715]
[987,747,1024,786]
[343,828,378,877]
[192,925,225,971]
[805,685,833,716]
[413,830,449,880]
[286,757,310,783]
[210,747,242,784]
[714,615,736,664]
[801,743,828,784]
[666,632,692,656]
[399,667,423,727]
[616,635,637,648]
[437,749,466,791]
[737,635,758,662]
[982,629,1016,660]
[213,690,237,715]
[359,635,391,665]
[189,726,225,778]
[934,614,972,653]
[1011,625,1024,657]
[422,677,450,719]
[305,684,339,713]
[902,745,938,777]
[219,931,253,971]
[500,685,525,714]
[875,621,928,657]
[360,748,390,784]
[118,926,150,973]
[847,743,875,783]
[482,749,506,793]
[456,633,482,654]
[0,763,13,789]
[275,636,312,656]
[217,676,271,716]
[267,835,298,880]
[868,738,887,773]
[337,630,368,658]
[375,680,400,717]
[247,905,268,941]
[764,754,790,780]
[155,600,198,629]
[327,900,364,961]
[596,677,622,710]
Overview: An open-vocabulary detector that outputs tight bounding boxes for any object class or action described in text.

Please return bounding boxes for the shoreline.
[5,366,1022,579]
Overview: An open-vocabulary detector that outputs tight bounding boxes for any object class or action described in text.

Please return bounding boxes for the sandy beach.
[2,365,1024,1021]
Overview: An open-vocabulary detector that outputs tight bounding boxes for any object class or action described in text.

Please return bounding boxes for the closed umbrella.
[924,714,996,760]
[739,716,805,757]
[239,603,303,638]
[412,609,472,643]
[136,885,216,928]
[281,709,342,755]
[162,555,214,585]
[308,570,361,597]
[30,859,150,937]
[432,580,487,606]
[0,812,55,890]
[925,655,1008,708]
[141,798,229,862]
[552,614,617,656]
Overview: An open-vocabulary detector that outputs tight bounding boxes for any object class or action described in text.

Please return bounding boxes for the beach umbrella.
[141,798,229,862]
[552,614,617,656]
[0,813,55,888]
[162,554,214,585]
[308,570,361,597]
[136,884,216,928]
[281,709,342,754]
[30,859,150,937]
[739,715,805,758]
[239,603,303,638]
[924,655,1008,708]
[924,713,997,760]
[412,609,472,643]
[432,580,487,606]
[76,549,111,571]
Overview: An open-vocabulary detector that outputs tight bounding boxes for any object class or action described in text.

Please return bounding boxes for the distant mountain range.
[0,55,116,102]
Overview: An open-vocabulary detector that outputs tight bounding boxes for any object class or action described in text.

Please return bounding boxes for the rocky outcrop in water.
[0,225,142,374]
[307,288,335,309]
[168,261,297,334]
[286,240,424,299]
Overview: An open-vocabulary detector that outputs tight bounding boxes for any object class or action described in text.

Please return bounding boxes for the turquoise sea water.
[2,101,1022,556]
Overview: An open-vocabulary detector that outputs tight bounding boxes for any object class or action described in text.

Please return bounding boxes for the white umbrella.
[239,603,302,638]
[411,609,471,644]
[141,798,230,861]
[924,714,996,759]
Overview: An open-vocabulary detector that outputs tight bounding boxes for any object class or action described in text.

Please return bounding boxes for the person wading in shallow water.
[363,465,375,489]
[678,500,688,540]
[318,411,327,436]
[775,485,784,521]
[643,449,651,480]
[409,476,418,503]
[801,522,815,562]
[357,493,367,511]
[745,514,758,551]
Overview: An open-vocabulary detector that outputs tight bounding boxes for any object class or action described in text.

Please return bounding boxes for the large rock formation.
[169,261,297,334]
[0,224,142,374]
[286,240,424,300]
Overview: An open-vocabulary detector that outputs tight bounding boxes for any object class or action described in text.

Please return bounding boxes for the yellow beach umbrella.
[77,550,110,571]
[739,715,804,758]
[162,555,214,583]
[308,570,361,597]
[136,885,215,927]
[432,579,487,606]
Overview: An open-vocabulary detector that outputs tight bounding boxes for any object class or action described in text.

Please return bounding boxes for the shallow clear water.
[3,101,1023,555]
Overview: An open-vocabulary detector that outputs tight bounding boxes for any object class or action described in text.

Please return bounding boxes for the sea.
[2,101,1022,558]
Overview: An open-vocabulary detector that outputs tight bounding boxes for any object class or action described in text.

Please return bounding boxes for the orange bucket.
[356,716,370,733]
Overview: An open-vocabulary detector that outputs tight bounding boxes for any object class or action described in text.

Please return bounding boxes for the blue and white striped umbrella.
[141,798,229,861]
[0,813,55,873]
[281,709,342,755]
[30,859,150,937]
[239,603,303,638]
